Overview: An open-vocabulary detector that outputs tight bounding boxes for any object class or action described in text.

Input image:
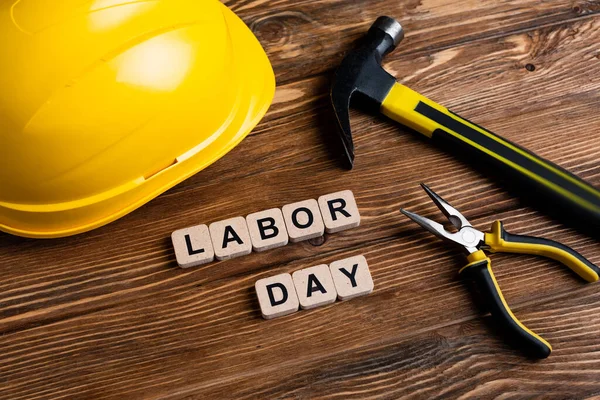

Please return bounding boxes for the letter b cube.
[246,208,289,252]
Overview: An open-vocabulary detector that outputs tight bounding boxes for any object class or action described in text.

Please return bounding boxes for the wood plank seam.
[0,197,596,337]
[144,287,600,399]
[251,10,600,87]
[0,3,599,397]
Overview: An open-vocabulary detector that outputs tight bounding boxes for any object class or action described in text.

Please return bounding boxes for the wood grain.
[1,0,599,398]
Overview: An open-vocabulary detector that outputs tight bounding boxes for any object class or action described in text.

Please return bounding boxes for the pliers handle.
[485,221,599,283]
[460,221,599,359]
[402,184,600,358]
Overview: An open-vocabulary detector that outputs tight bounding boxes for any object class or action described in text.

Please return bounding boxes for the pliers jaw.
[400,183,485,254]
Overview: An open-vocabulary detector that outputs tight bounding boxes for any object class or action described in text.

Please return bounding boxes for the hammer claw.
[330,82,356,169]
[329,16,402,169]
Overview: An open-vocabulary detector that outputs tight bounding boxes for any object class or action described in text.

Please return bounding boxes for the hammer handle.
[381,83,600,222]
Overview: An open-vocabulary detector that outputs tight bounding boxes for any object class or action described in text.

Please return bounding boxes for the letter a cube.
[292,265,337,310]
[209,217,252,261]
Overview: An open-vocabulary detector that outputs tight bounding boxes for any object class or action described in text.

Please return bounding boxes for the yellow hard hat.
[0,0,275,238]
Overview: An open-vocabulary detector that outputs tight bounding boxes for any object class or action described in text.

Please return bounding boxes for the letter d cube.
[255,273,299,319]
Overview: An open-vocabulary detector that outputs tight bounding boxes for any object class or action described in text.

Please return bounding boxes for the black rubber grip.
[461,259,552,359]
[414,101,600,229]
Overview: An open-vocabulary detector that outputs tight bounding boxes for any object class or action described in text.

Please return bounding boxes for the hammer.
[331,16,600,224]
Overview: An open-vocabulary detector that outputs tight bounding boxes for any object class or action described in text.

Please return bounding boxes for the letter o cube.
[282,199,325,243]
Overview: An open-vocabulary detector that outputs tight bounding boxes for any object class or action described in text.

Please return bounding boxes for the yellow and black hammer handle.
[381,84,600,220]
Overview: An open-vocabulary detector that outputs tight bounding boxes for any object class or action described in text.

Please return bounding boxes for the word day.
[256,255,374,319]
[172,190,360,268]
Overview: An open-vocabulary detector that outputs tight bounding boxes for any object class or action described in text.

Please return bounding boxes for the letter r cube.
[318,190,361,233]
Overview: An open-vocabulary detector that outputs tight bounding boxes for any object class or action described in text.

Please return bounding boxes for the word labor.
[171,190,360,268]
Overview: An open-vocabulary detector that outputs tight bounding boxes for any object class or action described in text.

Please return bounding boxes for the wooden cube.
[255,273,299,319]
[171,225,215,268]
[329,255,374,301]
[246,208,289,252]
[292,264,337,310]
[318,190,360,234]
[282,199,325,243]
[209,217,252,261]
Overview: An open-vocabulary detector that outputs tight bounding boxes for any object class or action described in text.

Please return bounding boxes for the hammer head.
[330,16,404,169]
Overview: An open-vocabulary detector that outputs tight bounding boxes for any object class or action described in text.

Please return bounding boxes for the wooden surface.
[1,0,600,398]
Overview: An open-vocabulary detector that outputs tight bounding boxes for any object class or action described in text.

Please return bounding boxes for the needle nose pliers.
[401,184,600,358]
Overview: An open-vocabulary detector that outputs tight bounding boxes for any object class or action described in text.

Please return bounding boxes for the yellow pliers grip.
[459,250,553,358]
[381,84,600,221]
[485,221,600,283]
